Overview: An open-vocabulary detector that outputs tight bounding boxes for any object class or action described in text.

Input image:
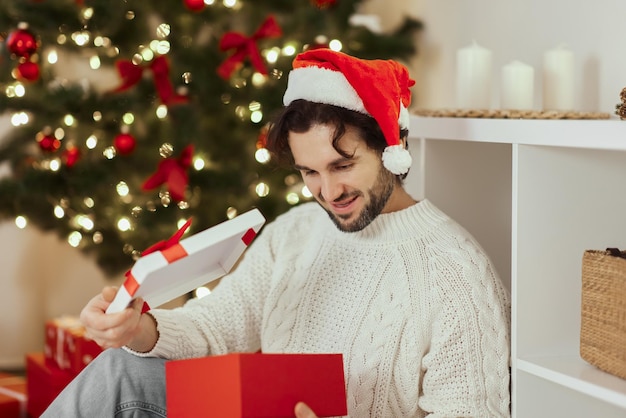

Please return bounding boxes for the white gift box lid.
[106,208,266,314]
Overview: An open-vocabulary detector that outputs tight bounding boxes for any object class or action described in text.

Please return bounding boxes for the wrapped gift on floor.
[166,353,347,418]
[106,208,266,314]
[0,372,27,418]
[44,315,103,374]
[44,315,82,370]
[65,324,103,374]
[26,352,75,418]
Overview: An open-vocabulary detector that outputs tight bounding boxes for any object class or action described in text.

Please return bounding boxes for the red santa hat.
[283,49,415,175]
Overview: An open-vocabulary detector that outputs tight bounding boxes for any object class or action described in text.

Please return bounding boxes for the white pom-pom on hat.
[283,49,415,175]
[382,144,412,175]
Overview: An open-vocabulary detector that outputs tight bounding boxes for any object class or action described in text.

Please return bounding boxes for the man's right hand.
[80,286,158,352]
[294,402,319,418]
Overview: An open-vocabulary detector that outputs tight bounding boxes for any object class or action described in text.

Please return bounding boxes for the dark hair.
[266,100,409,179]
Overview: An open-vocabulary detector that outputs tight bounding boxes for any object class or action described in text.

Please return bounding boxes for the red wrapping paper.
[44,316,82,370]
[0,373,27,418]
[64,326,103,374]
[44,316,103,374]
[26,352,75,418]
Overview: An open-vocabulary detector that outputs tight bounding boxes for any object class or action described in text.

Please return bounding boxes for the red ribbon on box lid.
[123,218,193,312]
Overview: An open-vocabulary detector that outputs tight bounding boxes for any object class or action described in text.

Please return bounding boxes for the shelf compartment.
[515,365,626,417]
[406,116,626,416]
[517,355,626,408]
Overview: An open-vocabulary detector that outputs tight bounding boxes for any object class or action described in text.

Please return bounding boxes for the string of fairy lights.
[4,1,347,267]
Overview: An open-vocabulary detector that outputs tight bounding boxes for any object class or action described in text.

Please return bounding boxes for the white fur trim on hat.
[283,67,368,115]
[398,103,409,130]
[284,67,410,133]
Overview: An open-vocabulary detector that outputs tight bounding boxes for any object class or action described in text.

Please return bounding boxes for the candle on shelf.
[500,60,535,110]
[456,41,493,109]
[542,45,575,111]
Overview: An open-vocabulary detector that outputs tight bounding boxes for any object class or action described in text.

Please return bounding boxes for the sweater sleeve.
[126,219,278,360]
[418,235,511,418]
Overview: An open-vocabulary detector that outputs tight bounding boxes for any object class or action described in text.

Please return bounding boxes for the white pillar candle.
[542,46,575,111]
[501,60,535,110]
[456,41,493,109]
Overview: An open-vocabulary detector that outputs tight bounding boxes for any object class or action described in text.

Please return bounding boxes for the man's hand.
[80,286,158,352]
[294,402,318,418]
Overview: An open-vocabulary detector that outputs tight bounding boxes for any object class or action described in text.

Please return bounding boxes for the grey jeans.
[41,349,167,417]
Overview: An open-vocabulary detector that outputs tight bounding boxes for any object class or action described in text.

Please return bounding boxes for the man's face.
[288,124,396,232]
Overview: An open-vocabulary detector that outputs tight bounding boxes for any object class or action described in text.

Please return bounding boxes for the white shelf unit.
[407,116,626,418]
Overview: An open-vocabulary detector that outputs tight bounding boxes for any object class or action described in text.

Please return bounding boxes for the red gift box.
[166,353,347,418]
[64,325,103,374]
[0,372,27,418]
[44,316,83,369]
[44,316,103,374]
[26,352,75,418]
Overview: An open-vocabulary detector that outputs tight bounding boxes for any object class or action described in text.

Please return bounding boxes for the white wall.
[3,0,625,368]
[0,222,121,368]
[366,0,626,113]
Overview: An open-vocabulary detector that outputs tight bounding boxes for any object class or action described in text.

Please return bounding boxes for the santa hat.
[283,49,415,175]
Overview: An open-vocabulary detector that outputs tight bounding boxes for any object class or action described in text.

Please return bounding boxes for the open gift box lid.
[106,208,266,314]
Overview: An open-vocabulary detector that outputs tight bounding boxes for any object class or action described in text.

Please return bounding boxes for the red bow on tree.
[217,15,282,80]
[112,55,188,106]
[142,145,194,201]
[63,146,80,168]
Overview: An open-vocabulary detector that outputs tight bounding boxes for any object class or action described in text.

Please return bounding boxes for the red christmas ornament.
[256,124,269,149]
[113,133,136,155]
[311,0,337,9]
[37,132,61,152]
[16,61,40,81]
[64,146,80,168]
[6,26,38,59]
[183,0,206,12]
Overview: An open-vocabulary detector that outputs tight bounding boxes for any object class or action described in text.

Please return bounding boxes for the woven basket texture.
[580,249,626,380]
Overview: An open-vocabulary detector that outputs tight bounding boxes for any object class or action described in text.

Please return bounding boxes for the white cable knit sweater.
[139,199,511,417]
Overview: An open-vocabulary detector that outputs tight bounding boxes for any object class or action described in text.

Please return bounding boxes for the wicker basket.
[580,249,626,380]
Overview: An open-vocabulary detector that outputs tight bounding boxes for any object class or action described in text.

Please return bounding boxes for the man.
[43,49,511,417]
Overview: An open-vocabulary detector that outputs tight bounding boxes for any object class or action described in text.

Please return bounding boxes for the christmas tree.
[0,0,421,277]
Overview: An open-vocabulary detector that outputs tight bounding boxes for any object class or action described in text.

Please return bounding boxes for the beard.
[321,166,396,233]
